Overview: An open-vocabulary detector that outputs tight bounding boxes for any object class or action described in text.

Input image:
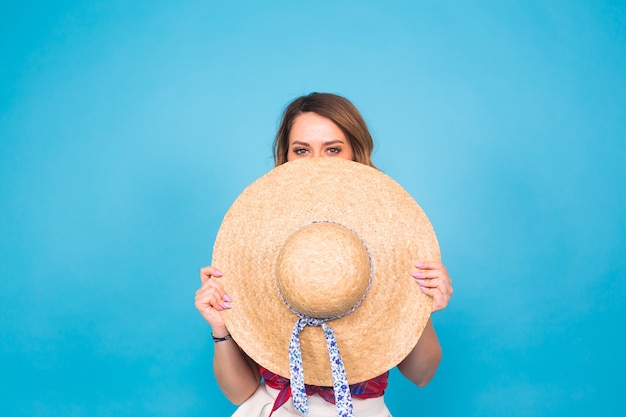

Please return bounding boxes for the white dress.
[231,383,392,417]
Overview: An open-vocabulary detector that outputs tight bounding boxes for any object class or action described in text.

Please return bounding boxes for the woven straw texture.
[276,222,372,319]
[212,158,440,386]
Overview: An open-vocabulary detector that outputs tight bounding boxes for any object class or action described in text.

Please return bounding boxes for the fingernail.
[412,272,422,278]
[223,302,232,309]
[217,306,224,311]
[214,270,223,277]
[419,285,426,290]
[415,262,424,268]
[416,279,425,284]
[223,294,232,302]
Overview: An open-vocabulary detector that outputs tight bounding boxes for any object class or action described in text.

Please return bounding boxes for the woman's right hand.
[194,266,232,334]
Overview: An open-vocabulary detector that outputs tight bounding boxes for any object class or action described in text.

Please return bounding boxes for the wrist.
[211,326,229,339]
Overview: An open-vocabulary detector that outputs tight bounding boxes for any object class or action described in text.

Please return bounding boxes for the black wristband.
[212,334,232,343]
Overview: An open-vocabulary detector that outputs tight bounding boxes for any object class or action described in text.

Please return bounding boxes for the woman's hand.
[195,266,232,334]
[412,262,453,313]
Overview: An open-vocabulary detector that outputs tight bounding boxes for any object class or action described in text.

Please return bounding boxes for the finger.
[202,276,230,302]
[200,266,223,282]
[418,284,436,298]
[420,282,453,304]
[411,269,444,280]
[196,287,231,311]
[416,270,448,287]
[420,286,449,312]
[195,289,217,311]
[414,261,445,270]
[415,277,438,288]
[415,274,452,291]
[416,277,452,300]
[196,281,232,306]
[200,266,223,283]
[434,287,450,308]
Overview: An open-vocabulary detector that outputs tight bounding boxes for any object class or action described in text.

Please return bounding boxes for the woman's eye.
[327,147,340,154]
[293,148,308,155]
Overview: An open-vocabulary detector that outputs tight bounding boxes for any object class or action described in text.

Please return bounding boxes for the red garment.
[259,366,388,416]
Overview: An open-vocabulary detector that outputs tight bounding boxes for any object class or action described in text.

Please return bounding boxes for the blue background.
[1,1,625,416]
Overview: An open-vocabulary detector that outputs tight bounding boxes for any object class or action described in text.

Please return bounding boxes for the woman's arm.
[396,318,442,387]
[211,329,261,404]
[195,266,261,404]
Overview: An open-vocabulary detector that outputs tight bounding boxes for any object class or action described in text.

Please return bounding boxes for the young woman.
[195,93,453,416]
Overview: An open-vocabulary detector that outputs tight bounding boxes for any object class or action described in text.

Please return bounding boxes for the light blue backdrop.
[1,1,624,416]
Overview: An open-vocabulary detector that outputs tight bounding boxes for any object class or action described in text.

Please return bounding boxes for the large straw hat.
[212,158,439,387]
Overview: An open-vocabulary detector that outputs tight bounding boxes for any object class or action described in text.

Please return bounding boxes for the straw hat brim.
[212,158,439,386]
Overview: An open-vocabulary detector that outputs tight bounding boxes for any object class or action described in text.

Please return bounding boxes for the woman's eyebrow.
[290,140,345,147]
[322,140,346,145]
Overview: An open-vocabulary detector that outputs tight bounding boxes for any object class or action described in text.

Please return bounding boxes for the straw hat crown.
[276,221,372,319]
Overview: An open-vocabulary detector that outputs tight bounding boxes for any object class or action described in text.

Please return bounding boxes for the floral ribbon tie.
[288,315,353,417]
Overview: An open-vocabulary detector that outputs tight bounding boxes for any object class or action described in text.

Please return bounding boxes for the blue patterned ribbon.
[288,316,353,417]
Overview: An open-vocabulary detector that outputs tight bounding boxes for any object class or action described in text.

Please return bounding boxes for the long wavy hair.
[273,93,376,168]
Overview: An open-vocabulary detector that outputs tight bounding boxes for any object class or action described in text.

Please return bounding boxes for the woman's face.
[287,112,354,162]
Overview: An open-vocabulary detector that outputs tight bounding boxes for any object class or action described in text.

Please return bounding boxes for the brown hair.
[273,93,376,167]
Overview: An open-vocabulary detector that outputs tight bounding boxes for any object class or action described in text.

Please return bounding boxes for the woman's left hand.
[412,262,453,313]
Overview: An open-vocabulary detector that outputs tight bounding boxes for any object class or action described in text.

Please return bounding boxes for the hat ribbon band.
[289,316,354,417]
